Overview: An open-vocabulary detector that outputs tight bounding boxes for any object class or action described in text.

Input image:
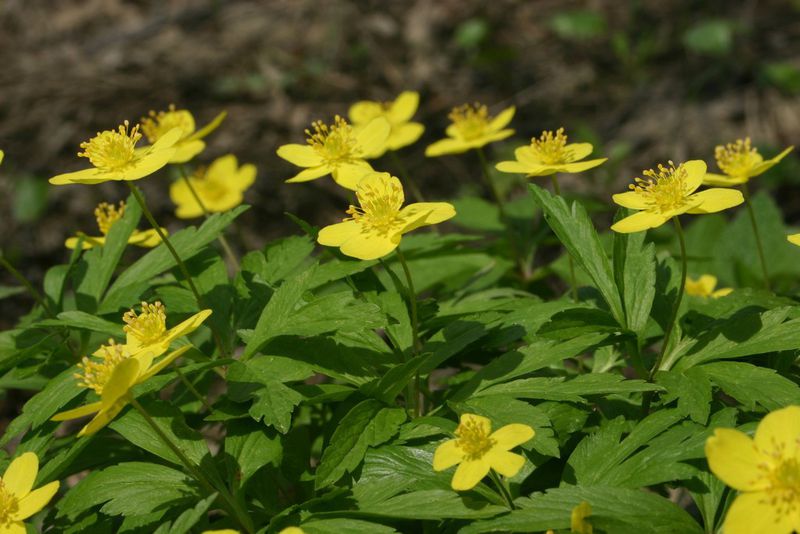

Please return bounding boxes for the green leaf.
[315,399,406,489]
[260,235,315,285]
[683,19,734,56]
[529,184,624,324]
[656,368,712,424]
[451,196,503,231]
[35,310,123,337]
[300,518,397,534]
[549,9,607,41]
[613,219,656,340]
[475,372,661,402]
[224,418,282,486]
[153,493,217,534]
[698,361,800,411]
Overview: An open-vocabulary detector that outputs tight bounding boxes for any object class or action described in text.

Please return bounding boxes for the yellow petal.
[682,160,707,194]
[612,191,649,210]
[490,423,535,450]
[16,481,59,520]
[515,145,542,166]
[49,167,109,185]
[101,358,140,405]
[3,452,37,498]
[703,172,744,187]
[348,100,383,125]
[169,140,206,164]
[495,161,533,175]
[705,428,768,491]
[482,129,515,145]
[686,188,744,214]
[339,231,400,260]
[65,235,105,250]
[711,287,733,298]
[749,146,794,178]
[0,522,26,534]
[232,163,257,191]
[140,345,193,382]
[388,91,420,123]
[788,233,800,247]
[460,414,492,433]
[433,439,465,471]
[722,491,797,534]
[332,161,375,190]
[754,406,800,458]
[425,138,471,157]
[451,458,491,491]
[285,166,330,183]
[204,190,244,213]
[187,110,227,141]
[487,450,526,478]
[388,122,425,151]
[566,142,594,162]
[128,229,163,248]
[318,221,362,247]
[559,158,607,174]
[610,210,668,233]
[698,275,718,294]
[119,146,178,182]
[161,309,213,347]
[355,117,391,158]
[398,202,456,233]
[78,399,128,437]
[277,144,323,168]
[51,401,104,421]
[488,106,515,133]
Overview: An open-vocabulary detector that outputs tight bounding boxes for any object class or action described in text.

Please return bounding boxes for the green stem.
[395,248,421,417]
[650,216,688,380]
[389,151,425,202]
[127,183,227,357]
[177,165,240,271]
[173,363,214,413]
[129,397,254,533]
[742,183,770,291]
[550,175,578,301]
[489,469,515,510]
[0,252,54,318]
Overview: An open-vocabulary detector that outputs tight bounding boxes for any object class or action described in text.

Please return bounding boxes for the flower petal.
[490,423,535,450]
[566,142,594,162]
[433,439,465,471]
[348,101,383,125]
[128,229,163,248]
[705,428,768,491]
[788,233,800,247]
[686,188,744,214]
[749,146,794,178]
[451,458,491,491]
[487,450,526,478]
[488,106,516,132]
[610,210,669,233]
[2,452,37,498]
[78,399,128,437]
[682,160,707,194]
[187,110,227,141]
[232,163,257,191]
[339,231,401,260]
[388,122,425,151]
[16,481,59,520]
[355,117,391,159]
[703,172,744,187]
[119,146,177,181]
[161,309,213,347]
[559,158,607,174]
[482,129,515,145]
[612,191,649,210]
[169,140,206,164]
[285,165,330,183]
[0,521,26,534]
[398,202,456,234]
[51,401,104,422]
[754,405,800,458]
[388,91,420,123]
[332,161,375,190]
[318,221,361,247]
[460,414,492,433]
[49,167,110,185]
[101,358,140,406]
[722,491,796,534]
[277,144,324,168]
[65,235,105,250]
[515,146,542,166]
[495,160,533,175]
[425,138,472,157]
[141,345,193,382]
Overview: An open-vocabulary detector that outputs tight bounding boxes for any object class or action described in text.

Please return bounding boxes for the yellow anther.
[75,341,129,395]
[78,121,141,171]
[123,301,167,346]
[0,478,19,527]
[141,104,195,143]
[305,116,360,164]
[715,138,760,177]
[345,179,405,235]
[628,161,690,213]
[455,418,496,461]
[449,103,490,140]
[529,127,570,164]
[94,201,126,235]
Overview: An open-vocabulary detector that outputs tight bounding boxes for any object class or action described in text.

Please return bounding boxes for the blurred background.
[2,0,800,324]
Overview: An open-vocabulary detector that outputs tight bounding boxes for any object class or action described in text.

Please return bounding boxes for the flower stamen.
[123,301,167,346]
[529,127,570,164]
[345,180,405,235]
[94,201,125,235]
[78,121,142,171]
[305,116,360,165]
[141,104,195,143]
[715,138,760,177]
[629,161,690,213]
[0,479,19,527]
[75,341,129,395]
[449,103,490,141]
[455,418,496,461]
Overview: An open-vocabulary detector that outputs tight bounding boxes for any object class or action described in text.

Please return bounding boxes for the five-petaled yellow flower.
[49,121,181,185]
[317,172,455,260]
[276,115,390,190]
[571,501,593,534]
[122,301,212,356]
[425,103,515,157]
[170,155,257,218]
[348,91,425,154]
[141,105,227,164]
[432,413,534,491]
[703,138,794,187]
[65,201,164,250]
[495,128,607,177]
[611,160,744,233]
[685,275,733,298]
[0,452,59,534]
[705,405,800,534]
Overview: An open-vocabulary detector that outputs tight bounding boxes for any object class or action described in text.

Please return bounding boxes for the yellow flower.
[276,115,390,190]
[140,105,227,164]
[704,138,794,187]
[278,528,305,534]
[705,405,800,534]
[49,121,182,186]
[170,155,256,219]
[432,413,534,491]
[425,103,515,157]
[611,160,744,233]
[0,452,59,533]
[571,501,593,534]
[788,234,800,247]
[685,275,733,298]
[65,201,164,250]
[51,340,192,436]
[202,530,240,534]
[317,172,455,260]
[495,128,607,176]
[122,301,212,356]
[348,91,425,153]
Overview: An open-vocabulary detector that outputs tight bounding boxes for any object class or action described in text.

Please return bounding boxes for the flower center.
[345,179,405,235]
[0,479,19,526]
[757,456,800,518]
[94,201,125,235]
[123,301,167,346]
[305,116,360,165]
[75,341,130,395]
[455,419,496,461]
[449,103,490,141]
[78,121,141,172]
[529,128,570,164]
[141,105,195,143]
[629,161,690,213]
[715,138,760,177]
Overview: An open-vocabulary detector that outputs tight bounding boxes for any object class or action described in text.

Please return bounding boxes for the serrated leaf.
[698,360,800,410]
[224,419,282,486]
[475,373,661,402]
[613,218,656,340]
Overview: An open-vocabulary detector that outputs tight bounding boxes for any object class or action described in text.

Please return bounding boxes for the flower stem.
[126,183,227,357]
[177,165,240,271]
[389,151,425,203]
[0,251,54,318]
[550,175,578,301]
[129,397,254,533]
[173,362,214,414]
[741,183,770,291]
[489,469,515,510]
[395,247,422,417]
[649,216,688,381]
